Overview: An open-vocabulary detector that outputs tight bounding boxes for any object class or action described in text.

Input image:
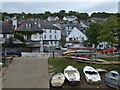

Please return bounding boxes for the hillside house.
[66,27,87,47]
[39,21,61,47]
[15,19,43,52]
[63,16,78,22]
[47,16,59,21]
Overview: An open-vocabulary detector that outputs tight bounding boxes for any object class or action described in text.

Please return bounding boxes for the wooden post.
[53,52,54,58]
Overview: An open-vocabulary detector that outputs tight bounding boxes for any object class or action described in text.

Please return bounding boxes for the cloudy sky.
[1,0,120,15]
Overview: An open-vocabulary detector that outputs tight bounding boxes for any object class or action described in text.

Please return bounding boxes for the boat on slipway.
[83,66,101,83]
[50,73,65,87]
[64,65,80,85]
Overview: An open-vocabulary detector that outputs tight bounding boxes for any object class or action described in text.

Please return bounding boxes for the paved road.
[2,54,49,88]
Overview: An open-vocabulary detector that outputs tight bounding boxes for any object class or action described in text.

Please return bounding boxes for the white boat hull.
[105,70,120,89]
[51,73,65,87]
[83,66,101,83]
[64,65,80,85]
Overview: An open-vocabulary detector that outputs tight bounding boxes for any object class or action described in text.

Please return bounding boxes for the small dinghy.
[83,66,101,83]
[105,70,120,89]
[64,65,80,85]
[51,73,65,87]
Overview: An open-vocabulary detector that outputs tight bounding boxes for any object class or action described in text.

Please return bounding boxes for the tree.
[90,12,116,18]
[77,13,89,20]
[86,23,102,47]
[58,10,66,20]
[68,11,78,16]
[98,15,118,45]
[117,13,120,50]
[59,10,66,14]
[59,35,66,47]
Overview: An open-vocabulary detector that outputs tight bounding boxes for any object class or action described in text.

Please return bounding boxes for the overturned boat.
[83,66,101,83]
[50,73,65,87]
[64,65,80,85]
[63,50,96,56]
[105,70,120,89]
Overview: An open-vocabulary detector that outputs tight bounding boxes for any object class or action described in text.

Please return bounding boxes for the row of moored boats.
[50,65,120,89]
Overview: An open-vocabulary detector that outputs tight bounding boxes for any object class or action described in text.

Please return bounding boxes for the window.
[44,35,46,39]
[69,38,72,41]
[50,30,52,33]
[55,41,57,44]
[26,23,32,29]
[55,30,56,33]
[51,41,52,45]
[50,35,52,39]
[76,37,79,40]
[55,35,57,39]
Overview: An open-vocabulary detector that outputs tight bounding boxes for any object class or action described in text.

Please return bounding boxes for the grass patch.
[101,57,119,61]
[48,57,120,74]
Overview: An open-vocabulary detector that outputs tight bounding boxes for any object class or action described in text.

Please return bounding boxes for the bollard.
[53,52,54,58]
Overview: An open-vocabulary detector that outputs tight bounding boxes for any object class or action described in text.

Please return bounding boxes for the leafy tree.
[91,12,116,18]
[86,23,102,47]
[68,11,78,16]
[98,15,118,45]
[58,10,66,20]
[0,12,2,20]
[117,13,120,50]
[77,13,89,20]
[59,10,66,13]
[59,35,66,47]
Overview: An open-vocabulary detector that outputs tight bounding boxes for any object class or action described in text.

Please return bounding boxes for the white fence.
[21,52,50,57]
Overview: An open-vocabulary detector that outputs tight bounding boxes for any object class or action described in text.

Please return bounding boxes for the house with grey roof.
[0,21,13,45]
[65,26,87,47]
[15,19,44,52]
[63,16,78,22]
[47,16,59,21]
[90,17,108,23]
[0,20,24,50]
[65,23,86,36]
[38,21,62,48]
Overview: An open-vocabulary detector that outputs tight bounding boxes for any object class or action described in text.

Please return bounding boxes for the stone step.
[48,68,55,73]
[48,65,54,69]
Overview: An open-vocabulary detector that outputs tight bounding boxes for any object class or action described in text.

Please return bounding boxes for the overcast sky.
[1,0,120,15]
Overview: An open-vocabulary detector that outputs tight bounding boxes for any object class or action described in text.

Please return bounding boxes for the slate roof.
[0,21,13,34]
[16,20,43,33]
[38,21,61,30]
[65,23,85,33]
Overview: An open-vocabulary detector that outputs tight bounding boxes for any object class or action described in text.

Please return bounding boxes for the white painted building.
[31,22,61,47]
[63,16,78,22]
[66,27,87,46]
[47,16,59,21]
[42,29,61,47]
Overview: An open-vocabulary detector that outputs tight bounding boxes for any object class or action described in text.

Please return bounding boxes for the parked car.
[2,48,22,57]
[101,48,117,54]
